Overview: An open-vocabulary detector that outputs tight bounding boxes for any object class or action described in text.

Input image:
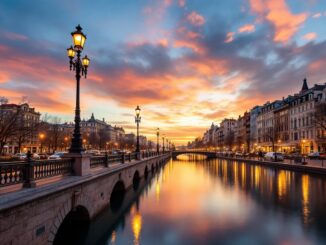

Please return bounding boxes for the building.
[289,79,326,153]
[257,100,283,152]
[0,103,41,154]
[249,106,261,151]
[216,119,236,150]
[234,112,250,152]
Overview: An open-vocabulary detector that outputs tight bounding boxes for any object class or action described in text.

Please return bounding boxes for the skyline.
[1,0,326,145]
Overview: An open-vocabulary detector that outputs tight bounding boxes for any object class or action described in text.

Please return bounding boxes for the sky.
[1,0,326,145]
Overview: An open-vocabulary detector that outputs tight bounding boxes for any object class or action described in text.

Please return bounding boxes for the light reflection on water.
[86,158,326,245]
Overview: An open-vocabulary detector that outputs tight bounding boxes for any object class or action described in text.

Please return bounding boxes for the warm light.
[39,133,45,140]
[83,139,86,143]
[71,25,86,50]
[132,213,142,245]
[64,137,68,141]
[155,181,160,202]
[82,55,90,67]
[302,139,306,144]
[135,105,141,117]
[66,46,75,58]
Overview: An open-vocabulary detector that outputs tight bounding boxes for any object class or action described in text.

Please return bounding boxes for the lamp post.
[156,128,160,154]
[162,135,165,153]
[166,139,169,151]
[67,25,90,154]
[135,105,141,153]
[39,133,45,153]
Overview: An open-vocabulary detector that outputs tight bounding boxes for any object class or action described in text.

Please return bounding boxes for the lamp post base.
[63,153,91,176]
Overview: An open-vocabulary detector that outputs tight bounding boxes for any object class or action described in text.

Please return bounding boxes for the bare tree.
[313,103,326,131]
[0,109,21,154]
[264,126,277,152]
[42,116,64,153]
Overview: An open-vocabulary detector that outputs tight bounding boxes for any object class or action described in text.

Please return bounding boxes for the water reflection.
[84,159,326,245]
[131,207,142,245]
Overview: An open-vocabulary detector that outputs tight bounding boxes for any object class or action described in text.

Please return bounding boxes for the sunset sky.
[1,0,326,145]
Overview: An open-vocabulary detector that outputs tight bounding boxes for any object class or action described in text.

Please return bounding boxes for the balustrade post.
[129,153,131,162]
[23,151,36,188]
[105,152,109,167]
[121,153,125,164]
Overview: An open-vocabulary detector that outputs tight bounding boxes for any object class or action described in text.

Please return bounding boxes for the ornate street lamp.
[67,25,90,154]
[39,133,45,153]
[162,135,165,153]
[135,105,141,153]
[156,128,160,154]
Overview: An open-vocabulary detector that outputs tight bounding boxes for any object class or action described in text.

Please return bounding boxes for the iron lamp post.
[135,105,141,153]
[162,135,165,153]
[156,128,160,154]
[67,25,90,154]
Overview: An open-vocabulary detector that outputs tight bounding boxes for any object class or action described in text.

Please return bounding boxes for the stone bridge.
[172,150,217,160]
[0,153,171,245]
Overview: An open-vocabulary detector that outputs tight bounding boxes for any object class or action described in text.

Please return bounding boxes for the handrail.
[0,151,169,188]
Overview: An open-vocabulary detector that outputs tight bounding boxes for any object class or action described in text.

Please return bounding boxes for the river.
[83,155,326,245]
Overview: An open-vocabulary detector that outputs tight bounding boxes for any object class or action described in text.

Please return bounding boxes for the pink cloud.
[186,11,206,26]
[238,24,255,33]
[179,0,186,7]
[312,13,321,18]
[3,32,28,41]
[249,0,307,43]
[225,32,235,43]
[302,32,317,41]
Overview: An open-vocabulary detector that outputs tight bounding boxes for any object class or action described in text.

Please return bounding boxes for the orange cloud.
[249,0,307,43]
[238,24,255,33]
[173,39,205,53]
[186,11,206,26]
[302,32,317,41]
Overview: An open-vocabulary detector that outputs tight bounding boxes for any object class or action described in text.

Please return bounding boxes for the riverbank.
[216,155,326,176]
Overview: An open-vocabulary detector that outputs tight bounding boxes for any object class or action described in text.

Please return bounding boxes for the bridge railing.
[1,151,169,188]
[0,158,74,188]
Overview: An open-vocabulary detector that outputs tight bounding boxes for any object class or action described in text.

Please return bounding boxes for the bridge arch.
[110,180,126,212]
[144,166,149,180]
[53,205,90,245]
[133,170,141,190]
[172,151,216,160]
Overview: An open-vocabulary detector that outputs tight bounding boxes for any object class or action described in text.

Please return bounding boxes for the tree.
[42,116,64,153]
[313,103,326,131]
[264,126,277,152]
[0,109,21,154]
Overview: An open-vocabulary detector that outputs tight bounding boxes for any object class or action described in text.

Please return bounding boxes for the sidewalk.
[216,155,326,175]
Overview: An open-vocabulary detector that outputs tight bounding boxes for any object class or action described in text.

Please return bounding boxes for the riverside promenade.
[215,154,326,175]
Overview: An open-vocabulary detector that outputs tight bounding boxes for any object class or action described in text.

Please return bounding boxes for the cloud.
[3,31,28,41]
[302,32,317,41]
[179,0,186,7]
[249,0,307,43]
[238,24,255,33]
[224,32,235,43]
[186,11,206,26]
[312,13,321,18]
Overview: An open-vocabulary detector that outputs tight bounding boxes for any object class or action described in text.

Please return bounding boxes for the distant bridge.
[172,150,217,160]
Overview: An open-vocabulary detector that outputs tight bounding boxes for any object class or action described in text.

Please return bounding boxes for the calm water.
[84,156,326,245]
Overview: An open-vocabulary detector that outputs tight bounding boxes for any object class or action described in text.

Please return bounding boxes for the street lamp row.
[65,25,174,155]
